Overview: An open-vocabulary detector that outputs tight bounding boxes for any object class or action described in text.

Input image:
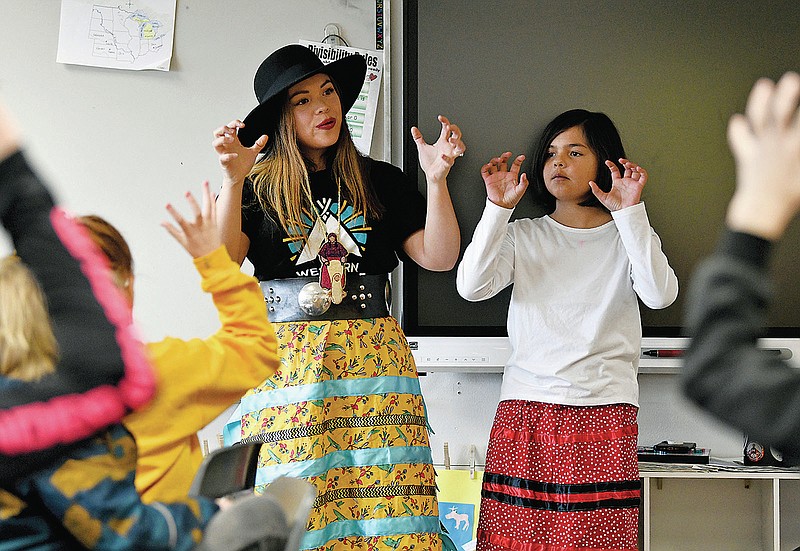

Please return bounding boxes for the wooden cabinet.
[639,468,800,550]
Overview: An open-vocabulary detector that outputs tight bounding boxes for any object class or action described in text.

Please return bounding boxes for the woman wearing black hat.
[212,44,465,551]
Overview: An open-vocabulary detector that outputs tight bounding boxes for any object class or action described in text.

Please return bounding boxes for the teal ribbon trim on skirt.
[300,515,442,550]
[255,445,434,486]
[241,375,424,414]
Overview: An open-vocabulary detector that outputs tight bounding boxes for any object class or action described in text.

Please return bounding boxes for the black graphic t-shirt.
[241,159,427,281]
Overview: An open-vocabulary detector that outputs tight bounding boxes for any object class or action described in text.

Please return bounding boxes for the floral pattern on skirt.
[240,317,442,551]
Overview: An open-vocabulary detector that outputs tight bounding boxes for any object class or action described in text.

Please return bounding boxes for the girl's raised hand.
[589,158,646,211]
[212,120,268,186]
[162,181,221,259]
[411,115,466,186]
[481,152,528,209]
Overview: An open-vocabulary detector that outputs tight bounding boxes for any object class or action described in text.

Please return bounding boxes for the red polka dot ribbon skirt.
[476,400,640,551]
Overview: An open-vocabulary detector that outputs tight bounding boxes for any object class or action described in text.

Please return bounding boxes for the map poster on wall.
[57,0,176,71]
[299,39,383,155]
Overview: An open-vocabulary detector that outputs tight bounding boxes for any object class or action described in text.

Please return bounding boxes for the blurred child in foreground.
[0,99,154,484]
[78,182,279,503]
[682,72,800,465]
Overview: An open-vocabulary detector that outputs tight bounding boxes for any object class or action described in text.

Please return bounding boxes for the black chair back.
[189,442,262,499]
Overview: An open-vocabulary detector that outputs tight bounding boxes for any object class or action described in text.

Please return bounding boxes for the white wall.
[0,0,383,343]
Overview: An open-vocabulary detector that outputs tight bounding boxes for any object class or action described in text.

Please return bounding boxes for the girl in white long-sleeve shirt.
[457,109,678,551]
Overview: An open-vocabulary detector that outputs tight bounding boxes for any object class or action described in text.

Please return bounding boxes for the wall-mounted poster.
[57,0,176,71]
[299,39,383,155]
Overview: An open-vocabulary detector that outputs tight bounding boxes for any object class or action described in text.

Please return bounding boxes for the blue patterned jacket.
[0,382,217,550]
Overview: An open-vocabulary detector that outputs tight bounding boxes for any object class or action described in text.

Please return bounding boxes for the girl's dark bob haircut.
[529,109,626,213]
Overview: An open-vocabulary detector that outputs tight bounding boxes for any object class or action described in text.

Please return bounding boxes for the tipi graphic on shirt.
[286,196,370,266]
[296,215,361,265]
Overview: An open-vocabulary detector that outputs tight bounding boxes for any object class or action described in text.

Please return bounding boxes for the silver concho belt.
[260,274,390,323]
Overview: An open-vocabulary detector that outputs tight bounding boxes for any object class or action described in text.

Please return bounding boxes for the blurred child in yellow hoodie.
[79,182,279,503]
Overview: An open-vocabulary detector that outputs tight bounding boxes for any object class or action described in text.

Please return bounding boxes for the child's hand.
[162,181,222,258]
[0,101,21,163]
[212,120,268,187]
[481,152,529,209]
[411,115,466,186]
[726,72,800,240]
[589,159,646,211]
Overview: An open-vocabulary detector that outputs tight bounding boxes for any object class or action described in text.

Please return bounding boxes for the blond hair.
[0,256,59,382]
[249,99,383,237]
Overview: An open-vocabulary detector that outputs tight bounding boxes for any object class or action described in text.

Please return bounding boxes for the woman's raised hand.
[212,120,268,186]
[481,152,529,209]
[589,158,647,212]
[411,115,466,185]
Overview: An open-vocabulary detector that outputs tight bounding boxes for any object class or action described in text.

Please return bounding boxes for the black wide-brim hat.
[238,44,367,148]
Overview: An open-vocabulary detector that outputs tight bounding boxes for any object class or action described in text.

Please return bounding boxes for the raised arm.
[456,152,527,301]
[160,182,278,399]
[725,73,800,240]
[612,202,678,309]
[212,120,268,265]
[402,115,466,271]
[682,72,800,464]
[129,183,278,498]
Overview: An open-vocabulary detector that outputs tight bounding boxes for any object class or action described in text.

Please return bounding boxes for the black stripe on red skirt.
[482,472,640,512]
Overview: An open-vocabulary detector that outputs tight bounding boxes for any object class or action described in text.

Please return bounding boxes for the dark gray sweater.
[682,229,800,465]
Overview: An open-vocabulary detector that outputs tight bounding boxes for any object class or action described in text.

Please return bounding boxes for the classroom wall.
[1,1,746,462]
[419,372,744,468]
[0,0,384,343]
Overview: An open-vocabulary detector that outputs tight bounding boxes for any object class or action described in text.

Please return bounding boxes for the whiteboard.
[405,0,800,337]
